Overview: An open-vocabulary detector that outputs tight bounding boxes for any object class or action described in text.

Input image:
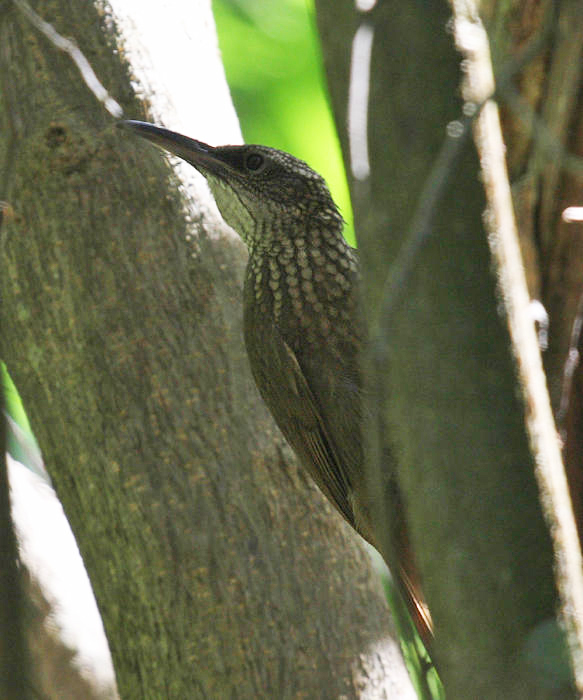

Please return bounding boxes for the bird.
[120,120,432,646]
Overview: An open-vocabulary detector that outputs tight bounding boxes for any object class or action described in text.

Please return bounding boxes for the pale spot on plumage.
[297,251,308,268]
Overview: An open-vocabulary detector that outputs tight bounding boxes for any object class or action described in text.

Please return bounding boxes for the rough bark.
[1,1,414,698]
[484,0,583,549]
[315,0,576,696]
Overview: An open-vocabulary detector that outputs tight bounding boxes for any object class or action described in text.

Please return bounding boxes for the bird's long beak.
[119,120,224,175]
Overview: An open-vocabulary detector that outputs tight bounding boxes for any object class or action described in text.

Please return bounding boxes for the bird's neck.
[246,216,346,257]
[246,221,358,333]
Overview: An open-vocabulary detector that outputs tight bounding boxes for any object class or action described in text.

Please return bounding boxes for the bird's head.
[120,120,343,250]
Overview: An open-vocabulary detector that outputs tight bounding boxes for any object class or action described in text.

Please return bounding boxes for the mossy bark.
[0,2,413,698]
[314,0,579,696]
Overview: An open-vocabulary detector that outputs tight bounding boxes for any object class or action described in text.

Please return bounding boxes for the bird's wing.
[244,293,434,645]
[244,311,356,528]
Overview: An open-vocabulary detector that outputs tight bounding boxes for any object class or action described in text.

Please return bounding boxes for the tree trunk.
[1,1,414,697]
[315,0,580,696]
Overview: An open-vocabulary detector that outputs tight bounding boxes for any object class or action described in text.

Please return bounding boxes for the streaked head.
[120,120,342,249]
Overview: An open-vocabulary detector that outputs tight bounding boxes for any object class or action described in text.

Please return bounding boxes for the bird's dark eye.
[245,153,264,171]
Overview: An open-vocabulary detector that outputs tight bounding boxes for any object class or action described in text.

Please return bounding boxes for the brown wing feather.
[244,309,356,528]
[243,266,434,647]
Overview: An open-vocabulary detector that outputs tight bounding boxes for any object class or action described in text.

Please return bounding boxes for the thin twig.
[452,2,583,690]
[501,85,583,179]
[372,115,473,348]
[13,0,123,118]
[373,3,556,336]
[557,291,583,439]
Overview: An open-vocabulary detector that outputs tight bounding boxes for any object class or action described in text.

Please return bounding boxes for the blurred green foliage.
[2,362,47,481]
[2,364,33,440]
[212,0,355,245]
